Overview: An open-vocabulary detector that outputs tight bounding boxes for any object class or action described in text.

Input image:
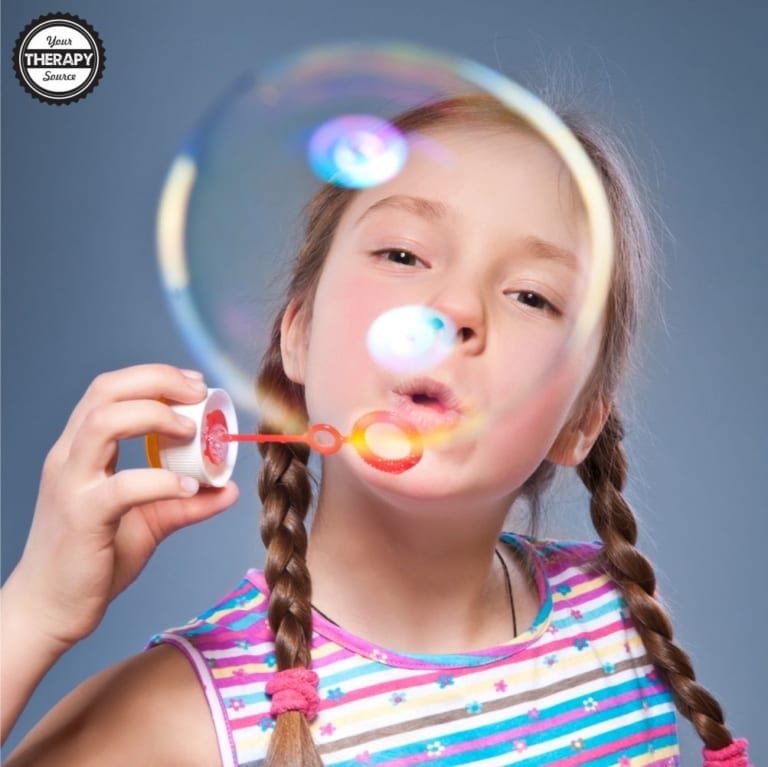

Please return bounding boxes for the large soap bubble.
[156,41,612,469]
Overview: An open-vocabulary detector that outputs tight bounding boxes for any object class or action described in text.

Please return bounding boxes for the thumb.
[108,480,240,599]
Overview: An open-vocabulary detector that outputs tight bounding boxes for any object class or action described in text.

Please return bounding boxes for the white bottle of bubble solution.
[146,388,238,487]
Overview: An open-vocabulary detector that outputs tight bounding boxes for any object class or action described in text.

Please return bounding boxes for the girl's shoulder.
[502,533,627,630]
[6,644,219,766]
[150,570,271,646]
[503,532,605,576]
[147,570,273,654]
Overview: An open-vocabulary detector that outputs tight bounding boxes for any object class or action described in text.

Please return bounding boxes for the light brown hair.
[255,94,735,766]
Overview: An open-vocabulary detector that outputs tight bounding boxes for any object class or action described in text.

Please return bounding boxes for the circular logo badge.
[13,13,105,105]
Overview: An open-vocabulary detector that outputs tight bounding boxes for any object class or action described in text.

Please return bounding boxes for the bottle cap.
[146,388,238,487]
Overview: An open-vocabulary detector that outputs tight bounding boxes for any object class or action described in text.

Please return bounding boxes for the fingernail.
[187,379,208,394]
[180,476,199,494]
[181,369,205,380]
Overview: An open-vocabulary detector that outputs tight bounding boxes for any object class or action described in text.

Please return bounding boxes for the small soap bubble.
[308,114,407,188]
[367,305,457,374]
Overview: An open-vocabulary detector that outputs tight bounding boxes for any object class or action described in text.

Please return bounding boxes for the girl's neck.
[306,465,533,654]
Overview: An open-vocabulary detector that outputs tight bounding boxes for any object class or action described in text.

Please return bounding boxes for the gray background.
[2,0,766,762]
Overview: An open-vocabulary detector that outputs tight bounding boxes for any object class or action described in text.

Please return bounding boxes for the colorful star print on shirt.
[148,535,679,766]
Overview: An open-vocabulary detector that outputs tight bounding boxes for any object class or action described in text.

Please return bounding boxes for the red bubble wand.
[147,390,425,484]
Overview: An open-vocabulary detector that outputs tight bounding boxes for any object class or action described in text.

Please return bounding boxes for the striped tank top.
[147,534,679,766]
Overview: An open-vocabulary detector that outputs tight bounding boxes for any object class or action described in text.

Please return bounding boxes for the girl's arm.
[1,571,74,742]
[0,364,238,746]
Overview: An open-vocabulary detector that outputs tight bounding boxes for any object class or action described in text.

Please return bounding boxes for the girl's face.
[283,124,605,511]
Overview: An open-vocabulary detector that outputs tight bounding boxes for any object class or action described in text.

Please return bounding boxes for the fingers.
[141,480,241,542]
[20,365,236,650]
[57,364,209,455]
[67,398,198,477]
[92,469,237,529]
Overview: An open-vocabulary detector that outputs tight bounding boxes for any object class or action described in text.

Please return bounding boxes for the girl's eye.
[373,249,423,267]
[507,290,560,316]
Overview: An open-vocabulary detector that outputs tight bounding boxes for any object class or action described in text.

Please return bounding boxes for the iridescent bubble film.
[156,41,613,455]
[308,114,408,188]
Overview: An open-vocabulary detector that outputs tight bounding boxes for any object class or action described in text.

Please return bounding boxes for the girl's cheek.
[328,277,407,333]
[308,290,379,374]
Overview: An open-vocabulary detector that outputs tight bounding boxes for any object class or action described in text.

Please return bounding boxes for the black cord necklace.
[311,601,339,626]
[495,547,518,638]
[312,549,518,639]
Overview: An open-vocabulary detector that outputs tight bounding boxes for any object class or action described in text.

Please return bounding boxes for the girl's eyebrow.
[520,236,581,273]
[353,194,449,228]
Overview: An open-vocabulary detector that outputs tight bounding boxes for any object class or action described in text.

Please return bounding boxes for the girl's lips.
[391,377,464,433]
[391,396,462,433]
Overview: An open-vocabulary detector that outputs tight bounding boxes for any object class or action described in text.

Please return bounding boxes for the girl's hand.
[10,364,240,653]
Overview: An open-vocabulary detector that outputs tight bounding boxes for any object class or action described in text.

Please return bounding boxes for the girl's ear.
[280,298,310,384]
[546,395,611,467]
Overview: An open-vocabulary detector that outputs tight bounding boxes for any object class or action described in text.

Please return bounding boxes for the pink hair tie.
[265,667,321,722]
[703,738,752,767]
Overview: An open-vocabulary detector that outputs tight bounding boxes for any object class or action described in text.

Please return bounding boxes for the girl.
[1,95,751,766]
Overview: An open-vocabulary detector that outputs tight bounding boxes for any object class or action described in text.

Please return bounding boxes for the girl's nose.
[429,287,486,354]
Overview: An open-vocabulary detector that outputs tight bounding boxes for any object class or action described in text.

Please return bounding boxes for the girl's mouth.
[392,377,463,432]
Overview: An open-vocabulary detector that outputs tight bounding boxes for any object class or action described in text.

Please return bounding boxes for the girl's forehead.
[411,121,568,174]
[339,124,587,243]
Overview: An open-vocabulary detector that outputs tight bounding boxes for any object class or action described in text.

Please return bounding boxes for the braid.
[259,438,313,669]
[577,408,733,751]
[257,343,324,767]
